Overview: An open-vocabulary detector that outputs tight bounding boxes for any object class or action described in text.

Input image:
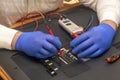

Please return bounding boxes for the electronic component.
[40,59,58,76]
[58,18,84,38]
[58,48,78,64]
[106,54,120,63]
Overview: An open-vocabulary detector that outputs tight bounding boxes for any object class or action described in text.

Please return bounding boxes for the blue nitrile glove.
[15,31,62,59]
[70,24,116,58]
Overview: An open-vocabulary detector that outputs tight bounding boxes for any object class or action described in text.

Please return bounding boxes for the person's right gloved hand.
[70,24,116,58]
[15,31,62,59]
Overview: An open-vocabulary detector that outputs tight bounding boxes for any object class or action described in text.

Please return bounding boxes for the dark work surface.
[0,77,3,80]
[1,5,120,80]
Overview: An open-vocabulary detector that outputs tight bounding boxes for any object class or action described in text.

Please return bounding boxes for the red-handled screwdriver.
[106,54,120,63]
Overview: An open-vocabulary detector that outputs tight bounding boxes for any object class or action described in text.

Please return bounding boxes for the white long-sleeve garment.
[0,0,62,50]
[79,0,120,26]
[0,0,120,50]
[0,0,62,26]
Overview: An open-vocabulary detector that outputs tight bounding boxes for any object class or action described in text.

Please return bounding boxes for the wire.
[46,12,61,17]
[84,15,94,31]
[46,12,64,21]
[34,20,39,31]
[44,21,63,55]
[45,12,64,55]
[19,11,45,31]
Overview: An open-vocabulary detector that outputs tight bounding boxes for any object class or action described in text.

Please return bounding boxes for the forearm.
[97,0,120,27]
[80,0,120,28]
[11,31,22,50]
[101,20,117,31]
[0,25,18,49]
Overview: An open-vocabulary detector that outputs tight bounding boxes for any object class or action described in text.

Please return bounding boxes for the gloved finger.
[88,50,102,58]
[77,45,98,58]
[72,39,93,54]
[46,36,62,49]
[42,41,57,54]
[70,32,89,47]
[35,53,47,59]
[39,48,51,56]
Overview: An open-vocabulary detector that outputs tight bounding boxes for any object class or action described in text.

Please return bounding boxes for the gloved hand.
[15,31,62,59]
[70,24,116,58]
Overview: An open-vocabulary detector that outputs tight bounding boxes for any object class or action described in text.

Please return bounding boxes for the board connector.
[58,48,78,64]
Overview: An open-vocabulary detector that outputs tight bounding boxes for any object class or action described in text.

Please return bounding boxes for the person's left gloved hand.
[70,24,116,58]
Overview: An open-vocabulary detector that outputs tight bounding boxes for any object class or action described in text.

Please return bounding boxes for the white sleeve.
[28,0,62,13]
[79,0,120,26]
[96,0,120,26]
[79,0,98,11]
[0,25,18,50]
